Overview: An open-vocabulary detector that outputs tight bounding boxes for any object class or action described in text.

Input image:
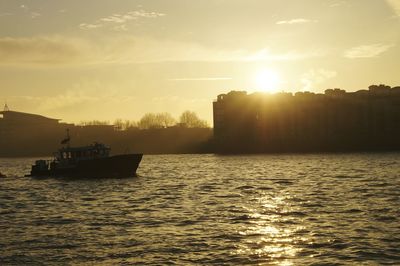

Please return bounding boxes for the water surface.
[1,154,400,265]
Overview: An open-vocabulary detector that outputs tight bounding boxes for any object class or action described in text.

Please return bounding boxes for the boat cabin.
[56,142,110,163]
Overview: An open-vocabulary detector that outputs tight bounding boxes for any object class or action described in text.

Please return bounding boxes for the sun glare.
[254,69,281,93]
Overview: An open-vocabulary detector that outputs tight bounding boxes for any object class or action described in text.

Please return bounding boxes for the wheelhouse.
[56,142,110,162]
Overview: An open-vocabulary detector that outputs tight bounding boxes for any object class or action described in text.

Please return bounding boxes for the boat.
[0,172,6,178]
[27,130,142,178]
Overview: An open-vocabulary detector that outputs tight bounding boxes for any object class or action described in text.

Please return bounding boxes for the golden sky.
[1,0,400,123]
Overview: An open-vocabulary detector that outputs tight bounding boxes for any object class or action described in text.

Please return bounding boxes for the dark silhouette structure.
[0,109,73,156]
[213,85,400,153]
[0,107,212,157]
[28,141,142,178]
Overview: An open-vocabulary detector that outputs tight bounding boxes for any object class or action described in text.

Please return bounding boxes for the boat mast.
[61,128,71,147]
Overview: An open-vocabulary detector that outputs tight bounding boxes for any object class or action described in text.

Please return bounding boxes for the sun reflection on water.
[236,193,308,265]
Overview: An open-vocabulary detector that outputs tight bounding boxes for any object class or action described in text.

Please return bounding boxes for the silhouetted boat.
[27,130,142,178]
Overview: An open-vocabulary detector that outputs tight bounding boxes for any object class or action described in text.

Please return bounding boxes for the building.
[0,106,74,156]
[0,110,61,131]
[213,85,400,153]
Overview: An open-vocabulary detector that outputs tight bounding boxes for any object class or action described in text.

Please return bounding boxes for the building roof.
[0,110,60,121]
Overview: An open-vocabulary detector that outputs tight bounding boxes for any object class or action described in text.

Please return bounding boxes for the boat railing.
[57,148,109,162]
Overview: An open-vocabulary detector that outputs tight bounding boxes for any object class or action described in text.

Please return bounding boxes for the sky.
[0,0,400,123]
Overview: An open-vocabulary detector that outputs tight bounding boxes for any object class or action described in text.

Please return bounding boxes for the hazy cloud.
[19,4,42,19]
[276,19,318,25]
[329,0,349,8]
[344,44,394,58]
[30,12,41,19]
[301,69,337,91]
[80,9,165,31]
[167,77,232,81]
[37,91,99,112]
[386,0,400,16]
[79,23,102,30]
[0,36,87,65]
[0,13,13,17]
[0,35,326,67]
[243,48,323,61]
[100,10,165,23]
[113,24,129,32]
[19,78,137,112]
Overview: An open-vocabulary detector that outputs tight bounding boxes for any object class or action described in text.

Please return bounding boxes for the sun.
[253,69,281,93]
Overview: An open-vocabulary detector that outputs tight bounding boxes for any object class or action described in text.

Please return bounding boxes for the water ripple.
[1,153,400,265]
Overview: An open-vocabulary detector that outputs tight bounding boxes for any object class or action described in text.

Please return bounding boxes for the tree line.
[79,111,209,130]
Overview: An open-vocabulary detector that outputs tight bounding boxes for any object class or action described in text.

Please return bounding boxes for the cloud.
[17,80,137,114]
[276,19,318,25]
[35,91,98,112]
[0,35,229,66]
[79,23,102,30]
[0,36,88,65]
[18,4,42,19]
[167,77,232,81]
[0,35,323,67]
[80,9,165,31]
[30,12,41,19]
[386,0,400,16]
[344,44,394,58]
[243,48,323,61]
[103,38,321,64]
[100,10,165,22]
[0,13,13,17]
[113,24,128,32]
[301,69,337,91]
[329,0,349,8]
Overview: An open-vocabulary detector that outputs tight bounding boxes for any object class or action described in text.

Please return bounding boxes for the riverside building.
[0,106,112,156]
[213,85,400,153]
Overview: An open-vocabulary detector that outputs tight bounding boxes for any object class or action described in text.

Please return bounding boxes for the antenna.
[61,128,71,147]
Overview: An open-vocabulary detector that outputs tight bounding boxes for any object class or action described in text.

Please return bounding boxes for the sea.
[1,153,400,265]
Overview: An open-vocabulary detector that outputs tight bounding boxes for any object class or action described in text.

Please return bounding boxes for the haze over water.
[1,154,399,265]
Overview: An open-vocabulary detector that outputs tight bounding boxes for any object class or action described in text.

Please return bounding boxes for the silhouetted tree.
[138,113,159,129]
[368,84,391,94]
[79,120,110,126]
[179,111,209,128]
[114,119,138,130]
[156,112,176,128]
[123,120,138,130]
[114,119,124,130]
[138,113,177,129]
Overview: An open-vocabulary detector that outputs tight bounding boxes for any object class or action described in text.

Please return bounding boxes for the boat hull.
[30,154,143,178]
